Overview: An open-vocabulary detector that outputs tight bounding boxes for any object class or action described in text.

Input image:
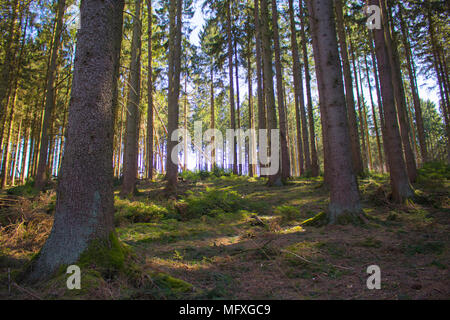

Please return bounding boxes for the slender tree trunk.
[364,53,383,172]
[210,65,216,170]
[260,0,282,186]
[381,0,417,182]
[183,74,188,171]
[1,100,15,188]
[254,0,266,176]
[349,37,368,172]
[299,0,319,177]
[427,5,450,164]
[307,0,362,223]
[398,4,427,163]
[370,0,413,203]
[246,54,256,176]
[35,0,66,190]
[288,0,305,176]
[234,38,243,175]
[0,0,19,121]
[357,60,372,171]
[335,0,363,175]
[122,0,142,195]
[226,1,238,175]
[165,0,182,192]
[20,124,29,184]
[272,0,290,181]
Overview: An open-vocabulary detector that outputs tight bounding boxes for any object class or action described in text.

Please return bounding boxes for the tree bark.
[398,3,427,164]
[307,0,362,223]
[381,0,417,182]
[254,0,266,176]
[26,0,125,281]
[299,0,319,177]
[272,0,290,181]
[334,0,363,176]
[260,0,282,186]
[370,0,413,203]
[226,1,238,175]
[288,0,305,176]
[122,0,142,195]
[165,0,182,192]
[35,0,66,190]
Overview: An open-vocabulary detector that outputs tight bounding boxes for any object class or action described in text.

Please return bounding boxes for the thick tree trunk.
[26,0,125,281]
[35,0,66,190]
[370,0,413,203]
[307,0,362,223]
[122,0,142,195]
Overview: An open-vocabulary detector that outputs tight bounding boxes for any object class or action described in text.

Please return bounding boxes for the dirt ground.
[0,169,449,300]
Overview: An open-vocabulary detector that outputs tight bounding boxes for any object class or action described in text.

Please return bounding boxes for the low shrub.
[114,197,167,225]
[180,187,245,219]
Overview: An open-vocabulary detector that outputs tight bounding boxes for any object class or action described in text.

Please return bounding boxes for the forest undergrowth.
[0,162,448,299]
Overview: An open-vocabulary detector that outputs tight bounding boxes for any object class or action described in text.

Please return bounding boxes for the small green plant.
[357,237,383,248]
[182,187,245,219]
[114,197,167,225]
[6,180,38,197]
[275,205,301,224]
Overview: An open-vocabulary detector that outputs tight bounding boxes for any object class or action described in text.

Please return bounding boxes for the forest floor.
[0,163,449,300]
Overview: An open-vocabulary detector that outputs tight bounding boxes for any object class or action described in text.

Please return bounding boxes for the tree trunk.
[35,0,66,190]
[398,4,427,164]
[165,0,182,192]
[122,0,142,195]
[210,65,216,169]
[299,0,319,177]
[381,0,417,182]
[254,0,266,176]
[234,38,242,175]
[0,0,19,121]
[307,0,362,223]
[272,0,290,181]
[226,1,238,175]
[370,0,413,203]
[1,98,15,188]
[246,54,256,176]
[334,0,363,176]
[364,53,383,172]
[26,0,125,281]
[288,0,305,176]
[260,0,282,186]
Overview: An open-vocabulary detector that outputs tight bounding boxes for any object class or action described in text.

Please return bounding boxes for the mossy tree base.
[301,209,366,226]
